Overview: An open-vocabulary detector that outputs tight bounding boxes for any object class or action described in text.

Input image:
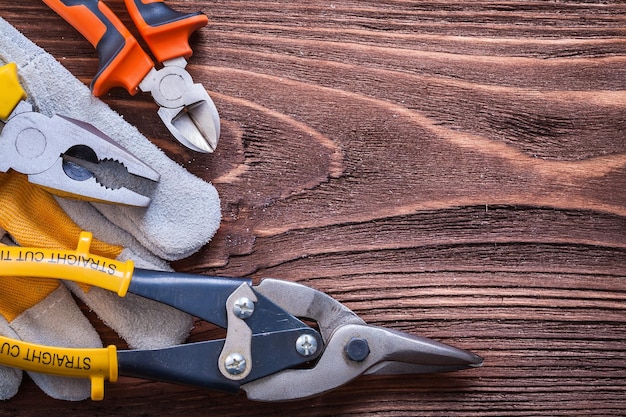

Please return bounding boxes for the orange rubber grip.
[124,0,208,63]
[43,0,154,96]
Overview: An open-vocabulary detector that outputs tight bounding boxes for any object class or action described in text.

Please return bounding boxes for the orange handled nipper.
[42,0,220,153]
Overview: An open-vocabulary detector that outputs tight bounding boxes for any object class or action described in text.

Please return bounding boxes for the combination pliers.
[0,232,483,401]
[43,0,220,153]
[0,62,159,206]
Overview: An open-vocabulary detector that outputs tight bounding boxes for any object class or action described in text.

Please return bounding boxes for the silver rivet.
[224,353,247,375]
[295,334,318,357]
[233,297,255,319]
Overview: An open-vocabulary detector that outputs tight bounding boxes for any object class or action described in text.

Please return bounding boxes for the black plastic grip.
[124,0,209,62]
[129,0,203,27]
[43,0,154,95]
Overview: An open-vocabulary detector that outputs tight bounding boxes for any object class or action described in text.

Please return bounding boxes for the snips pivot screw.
[224,353,247,375]
[296,334,318,357]
[233,297,255,319]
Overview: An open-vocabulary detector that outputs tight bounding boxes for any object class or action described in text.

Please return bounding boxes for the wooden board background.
[0,1,625,415]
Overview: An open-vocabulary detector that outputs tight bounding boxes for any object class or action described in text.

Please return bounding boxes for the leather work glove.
[0,17,221,262]
[0,172,192,400]
[0,18,222,400]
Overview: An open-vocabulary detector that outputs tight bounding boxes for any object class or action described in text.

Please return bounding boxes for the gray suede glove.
[0,17,221,400]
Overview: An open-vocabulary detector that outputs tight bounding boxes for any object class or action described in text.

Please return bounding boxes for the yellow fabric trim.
[0,172,123,321]
[0,276,59,322]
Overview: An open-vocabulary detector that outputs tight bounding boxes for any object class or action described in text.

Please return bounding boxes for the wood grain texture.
[1,1,625,415]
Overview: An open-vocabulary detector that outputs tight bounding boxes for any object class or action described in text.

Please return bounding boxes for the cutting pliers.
[0,232,483,401]
[0,62,159,206]
[42,0,220,153]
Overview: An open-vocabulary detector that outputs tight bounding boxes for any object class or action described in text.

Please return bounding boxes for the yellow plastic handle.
[0,62,27,119]
[0,231,131,400]
[0,335,118,400]
[0,231,134,297]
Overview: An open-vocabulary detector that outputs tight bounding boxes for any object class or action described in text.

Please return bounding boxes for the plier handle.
[0,232,483,401]
[0,63,159,206]
[42,0,220,153]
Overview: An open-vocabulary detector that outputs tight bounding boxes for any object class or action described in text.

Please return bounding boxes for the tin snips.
[0,62,159,207]
[0,232,483,401]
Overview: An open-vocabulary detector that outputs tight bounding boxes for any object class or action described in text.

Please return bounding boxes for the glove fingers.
[53,204,194,348]
[55,199,170,271]
[0,316,22,400]
[0,366,21,401]
[65,282,192,350]
[91,175,221,261]
[10,285,102,401]
[27,373,90,402]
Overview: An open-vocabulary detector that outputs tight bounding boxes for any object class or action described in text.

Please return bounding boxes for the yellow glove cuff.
[0,172,123,321]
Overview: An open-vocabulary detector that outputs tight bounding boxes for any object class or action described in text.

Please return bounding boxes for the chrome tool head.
[0,101,159,206]
[139,57,220,153]
[243,279,483,401]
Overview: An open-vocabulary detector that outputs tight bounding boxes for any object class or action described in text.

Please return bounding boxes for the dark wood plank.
[0,1,625,415]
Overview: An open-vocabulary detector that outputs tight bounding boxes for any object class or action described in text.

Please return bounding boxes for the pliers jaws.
[0,101,159,206]
[139,57,220,153]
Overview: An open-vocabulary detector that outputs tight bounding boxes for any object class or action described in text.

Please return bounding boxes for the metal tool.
[0,62,159,206]
[0,232,483,401]
[42,0,220,153]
